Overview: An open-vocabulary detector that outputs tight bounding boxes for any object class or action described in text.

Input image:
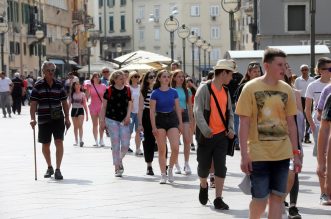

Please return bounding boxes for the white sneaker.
[168,168,174,183]
[175,164,181,174]
[93,139,98,147]
[320,193,330,205]
[99,139,105,147]
[135,148,143,156]
[184,164,192,175]
[160,174,167,184]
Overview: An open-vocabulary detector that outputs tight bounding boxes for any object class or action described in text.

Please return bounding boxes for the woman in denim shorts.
[150,70,183,184]
[171,69,194,175]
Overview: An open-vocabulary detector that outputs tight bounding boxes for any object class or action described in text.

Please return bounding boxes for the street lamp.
[207,44,212,70]
[164,15,179,63]
[195,36,203,82]
[201,40,209,77]
[221,0,241,50]
[86,40,92,78]
[310,0,316,76]
[187,31,197,82]
[0,16,8,72]
[62,33,73,77]
[35,26,44,76]
[177,24,190,74]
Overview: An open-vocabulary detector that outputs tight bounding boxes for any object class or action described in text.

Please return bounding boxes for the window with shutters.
[120,15,126,32]
[190,5,200,17]
[109,16,114,32]
[210,5,219,16]
[285,3,308,32]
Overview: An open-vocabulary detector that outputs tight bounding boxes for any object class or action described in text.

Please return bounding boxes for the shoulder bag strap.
[92,83,102,102]
[207,82,229,132]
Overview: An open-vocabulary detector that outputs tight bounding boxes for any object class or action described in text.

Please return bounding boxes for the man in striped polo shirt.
[30,61,70,180]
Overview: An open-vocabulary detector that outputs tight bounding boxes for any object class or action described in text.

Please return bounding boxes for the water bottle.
[140,131,144,142]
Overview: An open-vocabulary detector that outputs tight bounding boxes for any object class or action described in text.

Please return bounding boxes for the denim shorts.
[250,159,290,200]
[130,112,139,133]
[155,111,179,131]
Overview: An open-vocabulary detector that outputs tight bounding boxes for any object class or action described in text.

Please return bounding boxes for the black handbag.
[207,82,236,156]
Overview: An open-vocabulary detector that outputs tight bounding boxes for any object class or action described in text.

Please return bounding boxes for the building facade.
[132,0,230,78]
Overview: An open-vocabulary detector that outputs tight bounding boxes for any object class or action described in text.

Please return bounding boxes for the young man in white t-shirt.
[0,72,13,118]
[305,57,331,205]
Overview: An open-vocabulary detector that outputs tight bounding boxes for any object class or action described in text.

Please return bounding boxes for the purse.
[207,82,236,156]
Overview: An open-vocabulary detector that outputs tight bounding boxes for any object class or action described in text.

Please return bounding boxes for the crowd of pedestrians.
[1,47,331,218]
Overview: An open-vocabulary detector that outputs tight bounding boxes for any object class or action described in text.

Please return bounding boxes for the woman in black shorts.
[69,81,89,147]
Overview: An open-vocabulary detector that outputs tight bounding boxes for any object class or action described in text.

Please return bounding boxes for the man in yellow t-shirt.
[236,48,302,219]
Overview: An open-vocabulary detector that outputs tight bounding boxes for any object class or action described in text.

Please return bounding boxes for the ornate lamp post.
[177,24,190,74]
[62,33,73,77]
[164,15,179,63]
[86,40,92,78]
[35,27,44,76]
[0,16,8,72]
[187,31,197,81]
[221,0,241,50]
[202,40,209,76]
[207,44,212,69]
[195,36,203,82]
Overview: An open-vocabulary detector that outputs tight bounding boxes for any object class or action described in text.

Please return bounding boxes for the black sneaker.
[80,141,84,147]
[210,176,215,188]
[44,166,54,178]
[199,183,208,205]
[191,143,195,151]
[54,169,63,180]
[235,143,240,150]
[128,147,133,153]
[284,201,289,207]
[304,139,312,143]
[214,197,229,210]
[288,206,301,219]
[146,166,154,175]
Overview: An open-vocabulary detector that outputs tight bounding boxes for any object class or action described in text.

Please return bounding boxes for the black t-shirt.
[226,72,243,103]
[12,77,24,95]
[103,86,132,122]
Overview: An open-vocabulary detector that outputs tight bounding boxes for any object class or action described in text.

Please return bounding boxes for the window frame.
[210,5,219,17]
[284,2,309,33]
[190,5,200,17]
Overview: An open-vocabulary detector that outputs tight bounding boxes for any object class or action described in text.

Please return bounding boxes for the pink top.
[86,83,107,115]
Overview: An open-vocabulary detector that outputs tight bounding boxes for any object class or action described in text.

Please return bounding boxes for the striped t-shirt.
[30,79,67,124]
[143,89,152,109]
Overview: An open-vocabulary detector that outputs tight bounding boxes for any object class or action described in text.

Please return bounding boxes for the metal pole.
[198,47,201,82]
[203,50,206,76]
[191,43,195,82]
[182,38,186,74]
[66,44,70,77]
[170,31,174,63]
[310,0,316,76]
[0,33,4,72]
[208,51,211,70]
[38,43,42,76]
[253,0,258,50]
[88,47,91,77]
[229,11,234,50]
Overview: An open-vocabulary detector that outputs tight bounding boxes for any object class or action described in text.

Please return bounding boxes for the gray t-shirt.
[70,92,85,109]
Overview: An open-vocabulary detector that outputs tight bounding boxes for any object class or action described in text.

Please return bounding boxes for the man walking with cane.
[30,61,70,180]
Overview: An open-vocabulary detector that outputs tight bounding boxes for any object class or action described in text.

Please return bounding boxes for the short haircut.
[214,69,230,77]
[263,48,287,63]
[110,70,125,85]
[41,61,56,72]
[317,57,331,69]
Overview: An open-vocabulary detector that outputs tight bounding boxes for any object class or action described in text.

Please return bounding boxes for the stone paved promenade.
[0,106,330,218]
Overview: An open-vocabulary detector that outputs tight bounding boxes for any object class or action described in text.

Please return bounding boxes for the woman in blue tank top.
[150,70,183,184]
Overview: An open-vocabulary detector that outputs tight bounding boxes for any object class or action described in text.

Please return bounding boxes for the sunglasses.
[133,75,140,79]
[321,67,331,72]
[102,71,109,73]
[47,69,56,73]
[301,69,309,71]
[148,75,156,79]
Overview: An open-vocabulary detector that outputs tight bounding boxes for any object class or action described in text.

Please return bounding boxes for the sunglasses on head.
[321,67,331,72]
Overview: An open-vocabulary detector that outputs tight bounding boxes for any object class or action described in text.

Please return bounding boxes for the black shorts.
[155,111,179,131]
[197,131,228,178]
[71,108,84,117]
[182,109,189,123]
[38,119,65,144]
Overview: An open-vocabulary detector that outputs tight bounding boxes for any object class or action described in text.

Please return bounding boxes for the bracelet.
[293,149,301,155]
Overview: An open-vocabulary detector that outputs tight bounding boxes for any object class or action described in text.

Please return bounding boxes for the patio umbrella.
[114,50,172,66]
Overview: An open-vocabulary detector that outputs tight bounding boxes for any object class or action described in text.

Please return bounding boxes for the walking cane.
[33,128,37,180]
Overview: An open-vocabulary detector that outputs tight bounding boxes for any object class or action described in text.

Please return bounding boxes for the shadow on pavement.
[47,178,93,185]
[298,207,331,216]
[204,204,249,218]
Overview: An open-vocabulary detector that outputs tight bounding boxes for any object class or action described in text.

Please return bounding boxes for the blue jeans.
[250,159,290,200]
[129,112,139,134]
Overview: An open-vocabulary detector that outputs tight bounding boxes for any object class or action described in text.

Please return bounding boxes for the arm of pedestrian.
[123,100,132,126]
[83,94,89,121]
[99,98,107,129]
[287,115,302,172]
[149,100,158,137]
[304,98,316,133]
[316,119,329,177]
[239,115,252,174]
[29,101,37,129]
[137,94,144,132]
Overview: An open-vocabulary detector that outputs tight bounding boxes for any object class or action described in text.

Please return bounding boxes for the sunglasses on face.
[148,75,156,79]
[301,68,309,71]
[321,67,331,72]
[102,71,109,73]
[47,69,56,73]
[133,75,140,79]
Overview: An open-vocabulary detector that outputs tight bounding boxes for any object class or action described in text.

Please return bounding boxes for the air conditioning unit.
[211,16,216,21]
[136,18,141,24]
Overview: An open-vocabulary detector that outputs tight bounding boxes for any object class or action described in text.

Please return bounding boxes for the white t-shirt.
[294,76,315,97]
[0,77,12,92]
[130,85,140,114]
[305,79,329,124]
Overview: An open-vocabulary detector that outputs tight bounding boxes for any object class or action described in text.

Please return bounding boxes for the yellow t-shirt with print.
[235,78,297,161]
